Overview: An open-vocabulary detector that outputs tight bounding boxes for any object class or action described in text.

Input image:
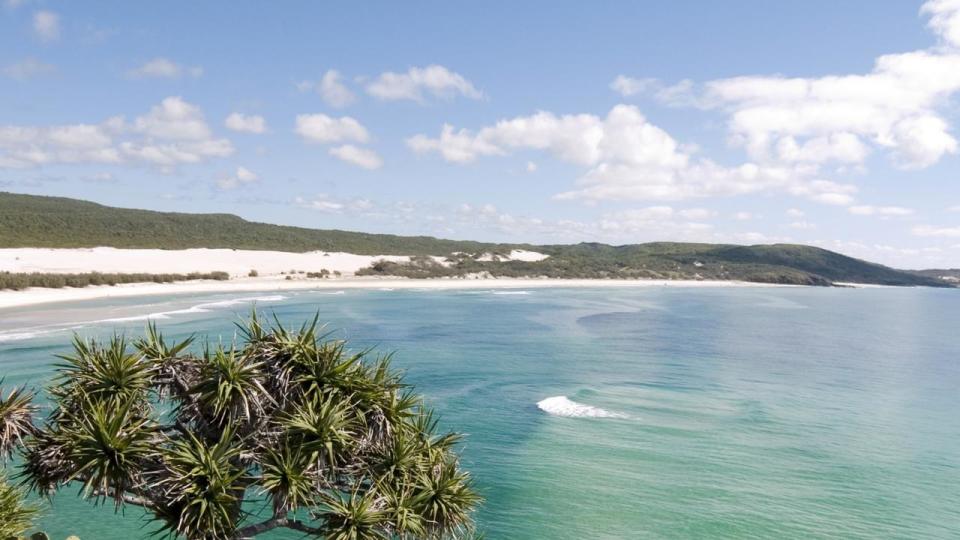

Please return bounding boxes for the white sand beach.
[0,247,791,310]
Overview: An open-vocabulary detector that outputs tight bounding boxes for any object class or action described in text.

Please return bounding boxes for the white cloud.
[295,114,369,144]
[33,10,59,42]
[789,220,817,230]
[786,208,805,218]
[217,166,259,190]
[610,75,657,97]
[409,104,858,204]
[329,144,383,170]
[948,205,960,212]
[3,57,54,80]
[319,70,356,108]
[128,58,203,79]
[526,161,538,172]
[847,205,914,216]
[225,113,267,134]
[733,211,753,220]
[366,65,482,102]
[923,0,960,48]
[0,96,233,169]
[913,224,960,237]
[294,194,374,214]
[134,97,213,140]
[606,3,960,176]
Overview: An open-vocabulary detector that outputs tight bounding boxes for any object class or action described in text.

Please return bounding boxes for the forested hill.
[0,191,950,287]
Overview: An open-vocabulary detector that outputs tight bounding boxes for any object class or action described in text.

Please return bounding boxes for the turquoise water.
[1,286,958,538]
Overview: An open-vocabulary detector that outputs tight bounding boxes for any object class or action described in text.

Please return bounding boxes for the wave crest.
[536,396,627,419]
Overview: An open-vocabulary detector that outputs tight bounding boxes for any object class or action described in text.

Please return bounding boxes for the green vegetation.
[0,191,949,287]
[0,192,499,255]
[0,476,37,539]
[0,272,229,291]
[2,315,479,539]
[358,244,949,287]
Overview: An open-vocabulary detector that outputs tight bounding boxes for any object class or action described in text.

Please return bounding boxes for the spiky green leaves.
[153,429,247,539]
[0,475,38,538]
[282,395,356,475]
[317,488,390,540]
[0,382,37,459]
[191,347,269,426]
[259,446,313,515]
[54,335,157,411]
[58,399,157,507]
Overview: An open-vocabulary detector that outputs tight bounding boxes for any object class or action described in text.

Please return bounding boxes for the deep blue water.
[1,286,958,538]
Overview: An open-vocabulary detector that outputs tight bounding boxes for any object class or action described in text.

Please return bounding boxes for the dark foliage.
[0,271,229,291]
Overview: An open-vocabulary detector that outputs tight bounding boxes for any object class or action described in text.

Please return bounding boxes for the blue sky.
[3,1,960,268]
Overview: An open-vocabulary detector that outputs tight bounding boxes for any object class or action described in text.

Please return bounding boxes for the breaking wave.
[536,396,628,419]
[100,295,288,322]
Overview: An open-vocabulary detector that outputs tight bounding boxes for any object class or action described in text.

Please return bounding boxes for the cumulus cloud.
[408,104,857,204]
[607,0,960,183]
[847,205,914,216]
[295,114,369,144]
[923,0,960,48]
[366,65,482,102]
[33,10,59,42]
[329,144,383,170]
[128,58,203,79]
[733,211,753,220]
[217,166,258,190]
[0,96,233,169]
[786,208,805,218]
[225,113,267,134]
[319,70,356,108]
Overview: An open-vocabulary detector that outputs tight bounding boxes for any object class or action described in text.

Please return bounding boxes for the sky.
[2,1,960,268]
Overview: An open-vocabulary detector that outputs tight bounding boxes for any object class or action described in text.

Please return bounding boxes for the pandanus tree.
[0,383,39,538]
[3,314,480,539]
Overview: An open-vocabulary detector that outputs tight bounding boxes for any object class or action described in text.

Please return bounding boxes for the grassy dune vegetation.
[0,271,229,291]
[356,244,948,286]
[0,191,950,287]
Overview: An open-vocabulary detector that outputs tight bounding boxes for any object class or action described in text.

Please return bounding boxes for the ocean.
[1,285,958,539]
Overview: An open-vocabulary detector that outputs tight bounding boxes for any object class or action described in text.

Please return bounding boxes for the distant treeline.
[0,271,229,291]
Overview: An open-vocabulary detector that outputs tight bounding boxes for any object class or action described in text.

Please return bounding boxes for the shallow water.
[1,286,958,539]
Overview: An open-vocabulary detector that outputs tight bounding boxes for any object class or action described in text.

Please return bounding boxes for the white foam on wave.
[536,396,628,419]
[492,290,531,295]
[0,329,53,343]
[100,295,288,323]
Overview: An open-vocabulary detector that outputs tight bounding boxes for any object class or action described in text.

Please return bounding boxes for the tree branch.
[90,488,154,510]
[234,516,322,538]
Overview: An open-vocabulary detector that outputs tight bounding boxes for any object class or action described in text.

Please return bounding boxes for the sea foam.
[101,295,288,322]
[536,395,628,419]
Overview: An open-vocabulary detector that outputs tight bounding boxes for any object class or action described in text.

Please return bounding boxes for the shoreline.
[0,276,799,310]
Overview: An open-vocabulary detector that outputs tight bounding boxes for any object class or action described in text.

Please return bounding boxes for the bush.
[0,272,230,291]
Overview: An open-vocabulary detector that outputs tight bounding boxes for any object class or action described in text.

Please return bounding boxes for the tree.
[8,314,480,539]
